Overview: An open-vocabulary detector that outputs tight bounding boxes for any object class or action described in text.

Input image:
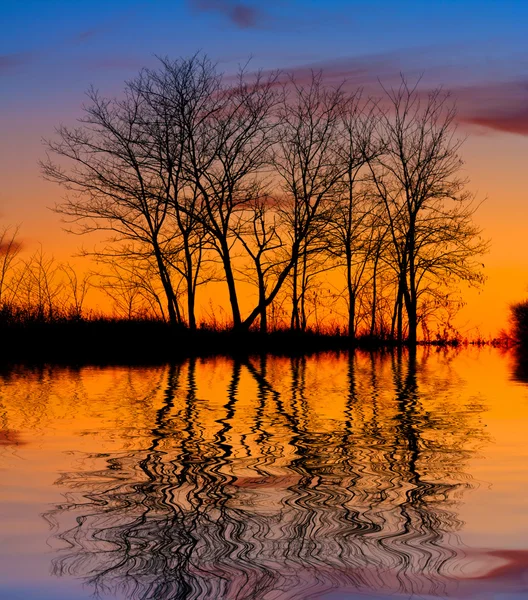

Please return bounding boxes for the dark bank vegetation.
[507,299,528,384]
[2,54,489,352]
[0,221,482,363]
[509,299,528,346]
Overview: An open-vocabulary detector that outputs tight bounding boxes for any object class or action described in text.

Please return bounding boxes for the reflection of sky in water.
[322,592,526,600]
[2,587,528,600]
[0,348,527,599]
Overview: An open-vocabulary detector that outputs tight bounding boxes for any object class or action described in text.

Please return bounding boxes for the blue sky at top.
[2,1,528,97]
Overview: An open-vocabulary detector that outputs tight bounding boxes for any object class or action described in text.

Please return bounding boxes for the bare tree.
[177,61,280,329]
[0,225,22,307]
[323,94,383,337]
[42,81,182,325]
[12,248,63,320]
[367,79,488,345]
[129,55,216,331]
[60,263,92,319]
[234,195,284,333]
[272,73,346,331]
[97,254,167,320]
[292,224,334,331]
[40,58,488,339]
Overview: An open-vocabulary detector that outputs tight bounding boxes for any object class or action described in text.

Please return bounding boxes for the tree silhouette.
[40,56,488,341]
[367,79,488,344]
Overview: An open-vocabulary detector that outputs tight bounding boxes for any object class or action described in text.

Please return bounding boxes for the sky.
[1,0,528,335]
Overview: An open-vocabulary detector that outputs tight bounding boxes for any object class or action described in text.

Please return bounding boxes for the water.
[0,348,527,600]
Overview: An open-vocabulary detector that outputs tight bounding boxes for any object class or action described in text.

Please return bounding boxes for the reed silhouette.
[40,351,487,599]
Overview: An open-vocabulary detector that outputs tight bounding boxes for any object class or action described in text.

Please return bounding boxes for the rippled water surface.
[1,348,528,600]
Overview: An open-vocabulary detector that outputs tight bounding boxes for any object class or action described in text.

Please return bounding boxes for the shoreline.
[0,319,508,364]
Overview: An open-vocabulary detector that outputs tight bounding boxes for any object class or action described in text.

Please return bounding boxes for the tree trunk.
[259,302,267,334]
[407,223,418,346]
[370,253,378,337]
[300,244,308,332]
[154,248,180,326]
[346,251,356,339]
[391,278,404,343]
[220,239,242,330]
[402,283,417,346]
[184,239,197,332]
[257,268,267,334]
[187,281,196,332]
[397,285,404,344]
[406,298,418,346]
[291,257,300,331]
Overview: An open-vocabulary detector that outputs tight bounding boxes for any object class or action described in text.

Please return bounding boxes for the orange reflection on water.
[0,348,527,599]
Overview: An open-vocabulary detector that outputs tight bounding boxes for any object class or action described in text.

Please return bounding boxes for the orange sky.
[2,121,527,337]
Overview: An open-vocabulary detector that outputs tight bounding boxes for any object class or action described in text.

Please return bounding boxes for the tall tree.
[42,83,183,325]
[175,60,280,329]
[131,55,219,331]
[325,95,382,338]
[367,79,488,344]
[273,73,345,331]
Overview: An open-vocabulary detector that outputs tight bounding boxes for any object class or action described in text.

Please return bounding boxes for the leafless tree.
[272,73,346,331]
[41,81,182,325]
[367,79,488,344]
[323,94,383,337]
[97,254,167,320]
[177,62,281,329]
[12,248,63,320]
[0,225,22,307]
[234,195,284,333]
[129,55,218,330]
[40,59,488,341]
[60,263,92,319]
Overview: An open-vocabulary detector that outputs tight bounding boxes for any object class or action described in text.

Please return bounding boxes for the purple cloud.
[189,0,266,29]
[455,80,528,136]
[73,28,100,43]
[272,52,528,137]
[463,107,528,135]
[0,52,34,74]
[83,57,145,71]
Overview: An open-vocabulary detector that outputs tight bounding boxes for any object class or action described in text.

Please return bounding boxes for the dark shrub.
[510,300,528,345]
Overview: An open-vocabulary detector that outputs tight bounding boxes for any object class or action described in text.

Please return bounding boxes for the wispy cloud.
[0,52,35,74]
[188,0,268,29]
[455,80,528,136]
[0,25,106,76]
[463,107,528,135]
[83,57,145,71]
[274,50,528,137]
[277,55,403,88]
[72,28,100,43]
[0,6,140,76]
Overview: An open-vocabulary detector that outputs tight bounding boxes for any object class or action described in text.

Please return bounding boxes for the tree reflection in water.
[43,351,487,600]
[511,345,528,384]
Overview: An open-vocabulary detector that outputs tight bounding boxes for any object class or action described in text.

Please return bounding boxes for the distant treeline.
[5,54,489,343]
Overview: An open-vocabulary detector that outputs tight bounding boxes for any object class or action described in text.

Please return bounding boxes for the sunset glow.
[2,4,528,596]
[2,1,528,336]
